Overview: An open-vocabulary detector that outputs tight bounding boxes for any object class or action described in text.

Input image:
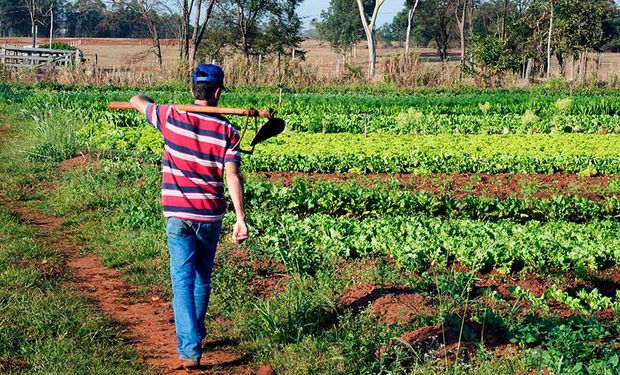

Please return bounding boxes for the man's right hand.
[232,220,248,245]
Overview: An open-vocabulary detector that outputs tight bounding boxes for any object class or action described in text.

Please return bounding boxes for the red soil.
[223,247,289,297]
[387,322,516,364]
[339,282,435,325]
[58,154,99,171]
[256,172,620,200]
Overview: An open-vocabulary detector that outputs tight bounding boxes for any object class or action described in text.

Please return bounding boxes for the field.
[2,83,620,374]
[4,37,620,80]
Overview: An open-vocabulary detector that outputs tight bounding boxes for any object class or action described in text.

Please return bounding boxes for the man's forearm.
[129,94,154,115]
[227,171,245,220]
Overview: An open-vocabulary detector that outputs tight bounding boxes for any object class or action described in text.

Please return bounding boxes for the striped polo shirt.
[145,103,241,222]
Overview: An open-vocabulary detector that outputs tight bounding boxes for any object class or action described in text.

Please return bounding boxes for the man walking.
[130,64,248,369]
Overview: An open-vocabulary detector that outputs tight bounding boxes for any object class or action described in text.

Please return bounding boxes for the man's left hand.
[232,220,248,245]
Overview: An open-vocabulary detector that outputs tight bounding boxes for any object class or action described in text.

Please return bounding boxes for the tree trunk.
[455,0,468,62]
[368,34,376,76]
[189,0,202,69]
[583,49,589,81]
[500,0,508,40]
[190,0,216,70]
[546,1,553,78]
[28,1,36,48]
[405,0,419,54]
[596,52,602,81]
[459,23,465,62]
[556,53,564,76]
[525,58,533,81]
[355,0,386,78]
[180,0,192,59]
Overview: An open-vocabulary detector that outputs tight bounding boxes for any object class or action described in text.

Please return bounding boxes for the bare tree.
[119,0,164,67]
[180,0,192,59]
[405,0,420,54]
[454,0,469,62]
[163,0,191,59]
[190,0,216,69]
[23,0,41,47]
[355,0,386,78]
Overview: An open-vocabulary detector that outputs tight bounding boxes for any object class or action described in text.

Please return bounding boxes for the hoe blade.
[251,118,285,146]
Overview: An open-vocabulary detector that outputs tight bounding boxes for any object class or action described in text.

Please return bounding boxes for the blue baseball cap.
[192,64,225,88]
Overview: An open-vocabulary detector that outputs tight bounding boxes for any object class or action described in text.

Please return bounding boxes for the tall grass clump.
[26,105,83,162]
[383,52,462,88]
[554,97,573,113]
[220,55,323,87]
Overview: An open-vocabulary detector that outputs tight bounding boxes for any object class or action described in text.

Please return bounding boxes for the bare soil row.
[256,171,620,200]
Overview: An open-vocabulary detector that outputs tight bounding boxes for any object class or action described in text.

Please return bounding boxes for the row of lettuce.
[77,121,620,175]
[7,84,620,134]
[234,211,619,274]
[241,176,620,274]
[243,177,620,223]
[105,162,620,275]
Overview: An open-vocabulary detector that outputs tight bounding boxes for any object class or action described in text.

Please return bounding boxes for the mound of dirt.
[386,322,514,364]
[339,282,436,324]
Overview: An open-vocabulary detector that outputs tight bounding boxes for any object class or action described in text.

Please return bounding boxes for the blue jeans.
[166,217,222,361]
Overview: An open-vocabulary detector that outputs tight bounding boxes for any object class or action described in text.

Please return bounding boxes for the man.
[130,64,248,369]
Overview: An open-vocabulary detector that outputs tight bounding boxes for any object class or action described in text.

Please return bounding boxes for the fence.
[0,45,82,68]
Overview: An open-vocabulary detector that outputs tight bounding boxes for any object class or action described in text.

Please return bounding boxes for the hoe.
[107,102,285,154]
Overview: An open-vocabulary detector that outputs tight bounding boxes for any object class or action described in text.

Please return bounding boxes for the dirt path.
[4,203,258,375]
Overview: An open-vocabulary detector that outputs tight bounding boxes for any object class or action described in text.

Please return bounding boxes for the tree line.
[1,0,304,68]
[2,0,620,80]
[314,0,620,80]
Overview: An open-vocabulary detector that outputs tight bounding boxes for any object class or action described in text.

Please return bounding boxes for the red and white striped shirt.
[145,103,241,222]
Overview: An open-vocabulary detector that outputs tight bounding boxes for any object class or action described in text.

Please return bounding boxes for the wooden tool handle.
[107,102,273,118]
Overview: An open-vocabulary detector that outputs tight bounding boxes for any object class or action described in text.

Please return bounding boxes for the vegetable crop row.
[242,212,620,274]
[8,84,620,116]
[10,85,620,135]
[246,133,620,175]
[80,124,620,174]
[243,177,620,223]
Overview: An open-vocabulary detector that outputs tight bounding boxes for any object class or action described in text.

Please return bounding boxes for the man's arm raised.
[129,95,154,116]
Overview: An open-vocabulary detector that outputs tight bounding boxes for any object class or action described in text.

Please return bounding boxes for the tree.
[262,0,304,58]
[189,0,216,69]
[551,0,615,72]
[414,0,454,60]
[194,0,303,66]
[218,0,268,58]
[355,0,386,78]
[405,0,420,53]
[464,32,521,85]
[546,0,552,77]
[24,0,42,46]
[313,0,367,55]
[512,0,614,79]
[115,0,165,66]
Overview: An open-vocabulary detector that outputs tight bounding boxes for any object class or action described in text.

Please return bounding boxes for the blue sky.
[298,0,405,28]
